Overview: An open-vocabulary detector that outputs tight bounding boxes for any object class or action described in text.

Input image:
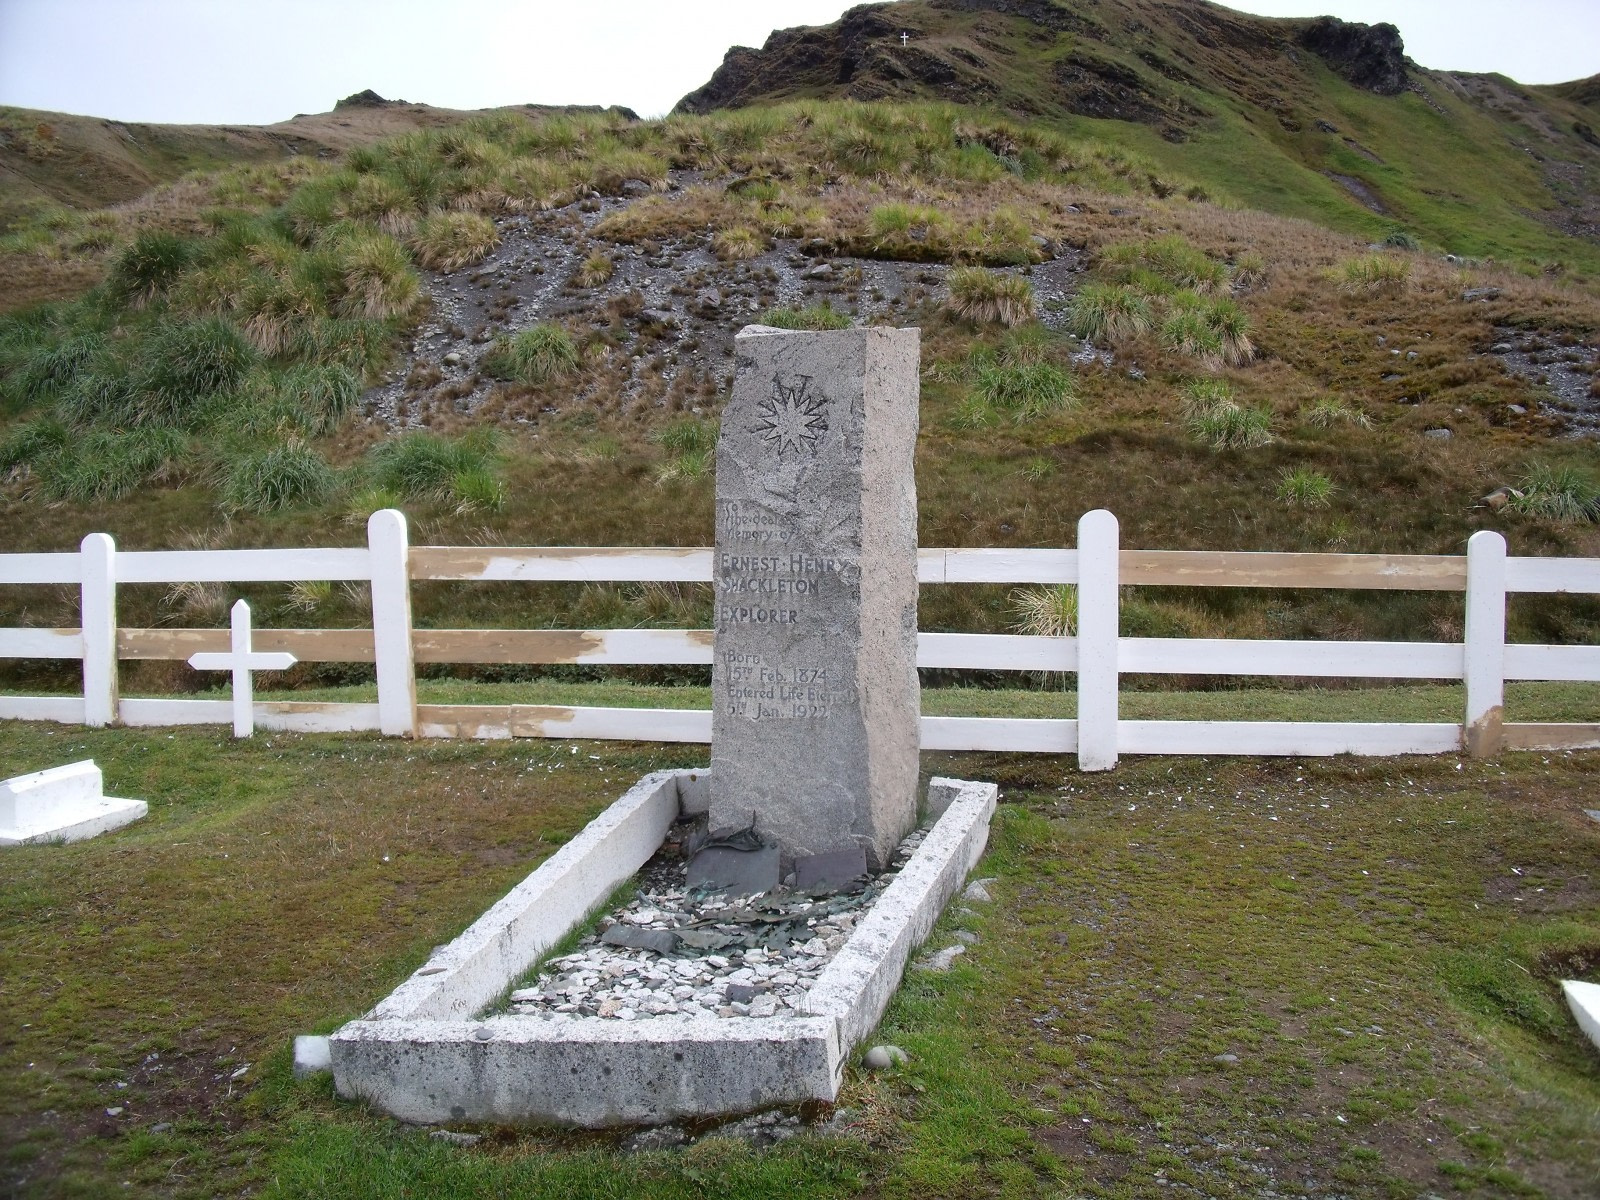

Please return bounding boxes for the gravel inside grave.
[492,823,929,1021]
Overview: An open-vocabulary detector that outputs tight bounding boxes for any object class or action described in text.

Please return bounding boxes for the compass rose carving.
[752,374,829,458]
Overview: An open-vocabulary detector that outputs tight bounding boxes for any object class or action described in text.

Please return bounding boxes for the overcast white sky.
[0,1,1594,126]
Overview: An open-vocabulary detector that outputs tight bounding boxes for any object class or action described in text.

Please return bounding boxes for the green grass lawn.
[1,722,1597,1198]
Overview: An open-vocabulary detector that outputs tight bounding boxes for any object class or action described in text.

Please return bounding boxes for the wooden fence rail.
[3,509,1599,768]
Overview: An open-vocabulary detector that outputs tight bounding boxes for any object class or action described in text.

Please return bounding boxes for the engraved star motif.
[752,375,829,458]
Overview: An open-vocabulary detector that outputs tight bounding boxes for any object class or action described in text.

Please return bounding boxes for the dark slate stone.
[794,846,868,894]
[687,845,781,896]
[725,983,764,1004]
[600,925,680,954]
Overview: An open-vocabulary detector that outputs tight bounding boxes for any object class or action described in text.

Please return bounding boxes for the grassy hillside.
[0,99,1597,703]
[0,4,1597,697]
[676,0,1600,274]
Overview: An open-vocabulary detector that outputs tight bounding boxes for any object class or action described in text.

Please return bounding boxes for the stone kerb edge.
[331,1014,840,1127]
[329,772,997,1126]
[799,777,998,1052]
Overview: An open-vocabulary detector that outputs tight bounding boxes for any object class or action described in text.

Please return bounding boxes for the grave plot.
[490,819,931,1023]
[329,325,1000,1126]
[327,769,995,1126]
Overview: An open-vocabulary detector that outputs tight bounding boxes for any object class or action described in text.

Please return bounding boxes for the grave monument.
[709,324,921,874]
[328,322,998,1127]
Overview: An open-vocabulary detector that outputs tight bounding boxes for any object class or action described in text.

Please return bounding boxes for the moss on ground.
[1,723,1596,1197]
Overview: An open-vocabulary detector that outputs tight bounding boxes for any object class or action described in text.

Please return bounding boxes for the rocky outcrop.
[676,4,907,113]
[1298,17,1410,95]
[336,89,395,109]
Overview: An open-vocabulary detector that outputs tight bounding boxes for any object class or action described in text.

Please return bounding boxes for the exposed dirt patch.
[1327,171,1388,214]
[363,168,1082,431]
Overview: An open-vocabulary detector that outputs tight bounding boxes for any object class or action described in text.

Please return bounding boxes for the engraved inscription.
[752,374,828,458]
[720,650,844,720]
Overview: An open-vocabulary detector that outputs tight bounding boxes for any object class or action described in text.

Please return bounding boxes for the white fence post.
[368,509,417,737]
[1077,509,1120,771]
[80,532,118,727]
[1464,529,1507,758]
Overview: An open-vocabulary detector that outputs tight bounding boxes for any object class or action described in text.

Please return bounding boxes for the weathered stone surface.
[600,924,680,954]
[795,846,868,893]
[687,845,781,896]
[710,325,920,869]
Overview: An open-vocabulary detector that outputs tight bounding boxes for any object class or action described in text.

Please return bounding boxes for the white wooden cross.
[900,31,909,45]
[187,600,297,738]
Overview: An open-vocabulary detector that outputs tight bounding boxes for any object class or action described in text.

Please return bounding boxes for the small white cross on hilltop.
[188,600,297,738]
[900,31,910,46]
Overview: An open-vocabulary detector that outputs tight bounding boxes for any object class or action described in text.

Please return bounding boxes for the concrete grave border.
[329,770,996,1127]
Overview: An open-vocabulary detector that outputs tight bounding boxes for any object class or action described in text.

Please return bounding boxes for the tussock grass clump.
[1189,400,1274,450]
[483,323,578,385]
[137,317,259,425]
[654,418,716,456]
[1102,234,1228,294]
[1160,305,1225,366]
[1063,283,1152,344]
[972,361,1077,419]
[1508,464,1600,522]
[712,226,766,261]
[653,419,716,485]
[1183,380,1273,449]
[36,426,187,502]
[757,302,852,330]
[1160,295,1253,366]
[448,468,507,513]
[333,230,423,320]
[573,252,614,288]
[108,231,197,307]
[367,429,505,507]
[1302,398,1373,429]
[220,441,337,513]
[409,211,498,271]
[1180,378,1236,419]
[1276,466,1335,508]
[654,448,712,486]
[946,267,1033,326]
[1231,251,1268,290]
[1010,584,1077,637]
[0,417,71,470]
[1338,253,1412,293]
[272,363,360,435]
[869,203,946,246]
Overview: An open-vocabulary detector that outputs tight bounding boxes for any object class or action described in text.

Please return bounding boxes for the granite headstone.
[709,324,920,869]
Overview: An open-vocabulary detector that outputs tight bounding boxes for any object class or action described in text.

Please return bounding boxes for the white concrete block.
[332,1015,839,1127]
[0,759,146,846]
[293,1035,332,1079]
[1563,979,1600,1053]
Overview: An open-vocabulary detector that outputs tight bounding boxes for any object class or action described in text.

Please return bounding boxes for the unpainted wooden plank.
[1502,723,1600,751]
[118,628,377,661]
[410,546,714,582]
[1119,550,1466,591]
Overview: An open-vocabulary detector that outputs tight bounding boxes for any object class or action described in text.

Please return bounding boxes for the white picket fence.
[2,509,1599,770]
